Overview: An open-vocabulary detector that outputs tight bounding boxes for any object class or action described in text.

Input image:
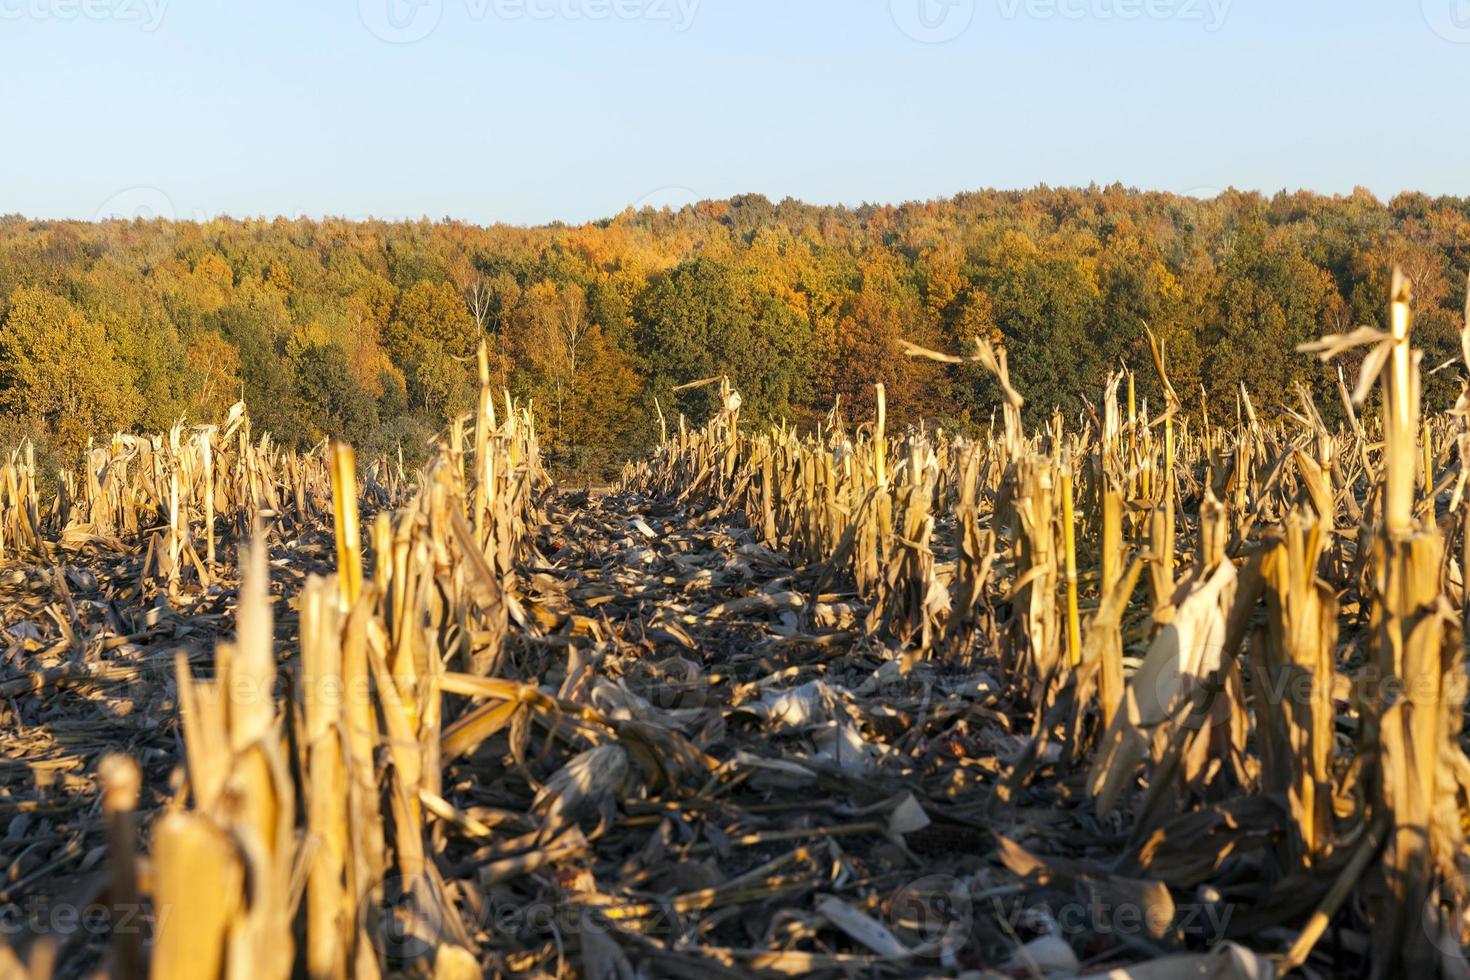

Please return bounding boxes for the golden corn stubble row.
[621,270,1470,974]
[0,342,546,980]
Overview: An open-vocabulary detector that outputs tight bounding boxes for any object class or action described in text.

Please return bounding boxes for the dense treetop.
[1,185,1465,476]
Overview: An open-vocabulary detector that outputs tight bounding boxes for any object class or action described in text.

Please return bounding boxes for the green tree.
[1203,226,1335,405]
[294,343,379,445]
[208,287,309,445]
[633,258,812,424]
[404,339,475,423]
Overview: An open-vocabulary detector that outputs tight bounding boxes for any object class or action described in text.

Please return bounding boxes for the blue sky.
[1,0,1466,226]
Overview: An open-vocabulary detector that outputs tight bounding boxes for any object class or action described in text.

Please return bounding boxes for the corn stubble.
[134,347,546,980]
[2,341,546,978]
[618,269,1470,976]
[8,273,1470,977]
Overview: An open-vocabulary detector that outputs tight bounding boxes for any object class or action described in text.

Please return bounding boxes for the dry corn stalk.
[152,538,296,980]
[77,374,544,979]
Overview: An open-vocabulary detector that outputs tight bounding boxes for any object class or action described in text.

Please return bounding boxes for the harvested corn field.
[7,274,1470,979]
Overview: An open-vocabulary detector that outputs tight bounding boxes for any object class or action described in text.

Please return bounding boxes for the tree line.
[1,184,1466,476]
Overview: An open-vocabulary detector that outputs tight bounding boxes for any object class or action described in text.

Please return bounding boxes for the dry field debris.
[6,274,1470,977]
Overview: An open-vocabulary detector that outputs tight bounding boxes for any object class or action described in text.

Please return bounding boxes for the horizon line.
[5,182,1444,233]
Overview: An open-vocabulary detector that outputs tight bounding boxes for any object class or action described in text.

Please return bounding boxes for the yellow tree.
[516,281,588,460]
[514,280,638,470]
[185,330,243,419]
[0,286,143,454]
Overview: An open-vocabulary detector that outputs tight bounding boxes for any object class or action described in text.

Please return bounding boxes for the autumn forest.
[1,184,1466,476]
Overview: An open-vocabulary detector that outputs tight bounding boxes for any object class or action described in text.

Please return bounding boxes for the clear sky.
[1,0,1466,226]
